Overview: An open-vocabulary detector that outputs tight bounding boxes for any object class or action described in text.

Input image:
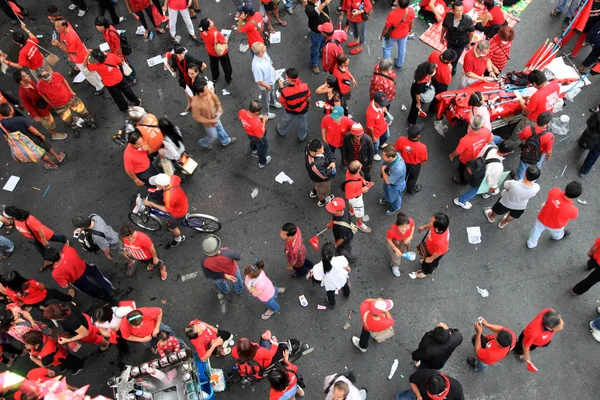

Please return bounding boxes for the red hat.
[370,299,394,315]
[350,123,364,135]
[318,22,334,34]
[325,197,346,213]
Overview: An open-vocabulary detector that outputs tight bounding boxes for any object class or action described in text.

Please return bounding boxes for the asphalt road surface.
[1,0,600,398]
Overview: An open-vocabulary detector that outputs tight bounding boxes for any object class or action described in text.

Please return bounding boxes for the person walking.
[339,0,371,55]
[124,0,166,40]
[252,42,282,119]
[0,235,14,259]
[323,373,367,400]
[379,146,407,216]
[369,59,396,106]
[570,237,600,296]
[305,0,331,74]
[386,212,414,277]
[513,112,554,180]
[95,17,137,85]
[468,317,516,372]
[122,130,157,187]
[578,111,600,177]
[366,92,391,162]
[352,298,394,352]
[526,181,581,249]
[23,331,84,375]
[261,0,288,34]
[326,197,357,264]
[163,0,200,43]
[72,214,122,261]
[484,165,541,229]
[310,243,351,309]
[191,79,236,149]
[167,46,207,116]
[244,259,285,320]
[236,4,265,50]
[428,49,457,115]
[319,22,346,74]
[322,106,354,155]
[415,213,450,278]
[239,99,272,168]
[43,303,110,351]
[380,0,414,68]
[342,122,374,181]
[408,62,436,124]
[333,54,358,108]
[280,223,313,278]
[68,0,88,17]
[0,23,52,79]
[449,115,493,184]
[277,68,311,142]
[199,18,233,84]
[441,1,475,74]
[96,0,124,25]
[412,322,463,370]
[394,123,428,194]
[395,370,464,400]
[343,160,372,233]
[120,224,168,280]
[127,106,164,153]
[200,234,244,297]
[514,308,564,367]
[512,70,560,137]
[305,138,336,207]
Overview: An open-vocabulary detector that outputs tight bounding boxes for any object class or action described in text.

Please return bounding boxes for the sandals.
[57,152,67,165]
[159,265,168,280]
[275,20,287,27]
[550,9,559,17]
[349,47,363,55]
[498,215,509,229]
[483,208,495,223]
[40,261,53,271]
[44,163,58,170]
[268,26,276,33]
[4,224,13,235]
[261,311,275,320]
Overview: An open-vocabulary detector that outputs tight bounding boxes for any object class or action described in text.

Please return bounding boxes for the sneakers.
[467,356,477,368]
[482,189,499,199]
[317,194,334,207]
[251,150,258,158]
[259,155,272,168]
[390,264,401,277]
[454,198,472,210]
[386,208,400,216]
[351,336,367,352]
[309,188,317,198]
[270,101,283,109]
[222,137,237,147]
[357,223,371,233]
[180,110,190,116]
[378,198,388,205]
[165,235,186,249]
[267,112,276,120]
[77,9,86,17]
[483,207,495,223]
[311,66,320,74]
[68,3,77,10]
[373,154,382,162]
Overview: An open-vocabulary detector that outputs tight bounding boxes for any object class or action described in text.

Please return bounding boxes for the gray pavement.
[1,0,600,398]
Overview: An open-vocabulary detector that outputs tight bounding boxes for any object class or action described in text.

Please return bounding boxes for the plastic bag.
[210,368,226,392]
[550,115,569,136]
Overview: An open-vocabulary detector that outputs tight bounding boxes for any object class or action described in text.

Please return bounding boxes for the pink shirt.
[244,271,275,302]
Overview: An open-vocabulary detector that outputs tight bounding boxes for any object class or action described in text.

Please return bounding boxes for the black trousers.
[72,0,88,11]
[209,54,233,83]
[457,161,468,184]
[58,353,85,373]
[405,163,421,194]
[421,254,443,275]
[407,95,419,125]
[514,332,548,355]
[0,0,24,21]
[99,1,120,24]
[152,0,164,15]
[429,80,448,115]
[326,281,350,308]
[336,243,357,266]
[106,79,140,111]
[1,342,21,364]
[447,44,466,74]
[572,258,600,295]
[135,6,158,29]
[358,327,371,349]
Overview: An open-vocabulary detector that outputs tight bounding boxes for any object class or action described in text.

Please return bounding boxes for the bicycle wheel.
[128,212,163,232]
[185,214,222,233]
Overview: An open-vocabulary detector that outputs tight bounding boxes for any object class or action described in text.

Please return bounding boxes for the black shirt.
[411,328,463,370]
[410,80,429,100]
[0,116,31,134]
[442,13,475,48]
[585,1,600,32]
[409,369,464,400]
[332,210,354,250]
[305,2,331,33]
[60,303,88,336]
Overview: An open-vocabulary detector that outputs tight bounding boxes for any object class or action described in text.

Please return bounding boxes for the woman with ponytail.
[309,243,351,309]
[244,260,285,320]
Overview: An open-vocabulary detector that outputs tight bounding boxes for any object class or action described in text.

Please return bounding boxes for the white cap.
[148,173,171,187]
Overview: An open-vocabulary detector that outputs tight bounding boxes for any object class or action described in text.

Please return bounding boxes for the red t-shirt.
[119,307,161,339]
[36,72,73,108]
[239,13,264,47]
[18,38,43,70]
[455,128,492,163]
[189,320,217,359]
[428,51,452,85]
[386,218,415,243]
[104,27,122,58]
[463,48,489,76]
[52,246,87,287]
[344,169,366,200]
[343,0,372,23]
[26,367,53,383]
[268,364,299,400]
[333,65,352,95]
[123,231,154,261]
[238,109,264,138]
[526,82,560,122]
[168,0,187,10]
[202,27,228,57]
[164,175,188,218]
[60,28,87,64]
[384,7,415,39]
[522,308,557,348]
[87,53,123,87]
[359,299,394,332]
[365,101,388,139]
[394,137,428,165]
[231,343,277,369]
[476,328,516,365]
[123,143,150,173]
[6,279,47,305]
[592,238,600,264]
[519,125,554,154]
[426,228,450,256]
[19,84,51,118]
[30,336,68,367]
[15,215,54,242]
[129,0,151,12]
[537,187,579,229]
[321,115,354,148]
[488,6,505,26]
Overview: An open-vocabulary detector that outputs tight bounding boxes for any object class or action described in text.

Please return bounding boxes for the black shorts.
[29,134,52,152]
[262,1,274,11]
[492,200,524,219]
[168,215,186,229]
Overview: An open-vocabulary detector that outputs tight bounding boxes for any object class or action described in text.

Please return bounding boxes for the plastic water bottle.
[388,359,398,379]
[134,390,152,400]
[52,31,57,41]
[331,167,337,176]
[402,251,416,261]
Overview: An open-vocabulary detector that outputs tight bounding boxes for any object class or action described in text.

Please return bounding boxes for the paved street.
[1,0,600,398]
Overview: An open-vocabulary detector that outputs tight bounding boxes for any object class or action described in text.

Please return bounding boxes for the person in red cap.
[343,160,372,233]
[321,105,354,155]
[319,22,346,74]
[325,197,357,264]
[342,121,374,181]
[352,298,394,352]
[394,122,428,194]
[514,308,564,367]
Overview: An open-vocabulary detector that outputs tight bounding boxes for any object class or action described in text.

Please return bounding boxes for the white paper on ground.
[136,26,146,36]
[221,29,232,39]
[467,226,482,244]
[270,31,281,43]
[147,55,164,67]
[3,176,20,192]
[275,171,294,184]
[73,71,86,83]
[476,286,489,297]
[99,42,110,52]
[408,272,417,280]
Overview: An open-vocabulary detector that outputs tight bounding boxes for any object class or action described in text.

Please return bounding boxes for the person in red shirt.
[475,0,506,38]
[513,69,561,136]
[427,49,457,115]
[380,0,415,68]
[343,160,372,233]
[237,4,265,49]
[352,298,394,352]
[319,22,345,74]
[468,317,516,372]
[333,53,357,104]
[277,68,311,142]
[321,106,354,154]
[122,129,158,187]
[145,173,189,248]
[267,352,305,399]
[514,112,553,180]
[36,69,95,138]
[46,242,114,299]
[571,238,600,295]
[0,24,51,81]
[85,49,141,112]
[385,212,414,277]
[449,115,493,184]
[341,122,374,180]
[124,0,166,39]
[239,100,271,168]
[365,92,391,162]
[369,59,397,105]
[200,234,244,294]
[163,0,199,43]
[280,223,313,278]
[51,18,104,94]
[418,0,447,23]
[340,0,372,55]
[231,337,278,380]
[199,18,232,84]
[1,270,73,309]
[527,182,581,249]
[120,224,167,280]
[185,319,233,362]
[514,308,564,366]
[459,40,497,89]
[395,122,428,194]
[120,307,185,352]
[95,17,137,85]
[23,331,84,375]
[416,213,450,278]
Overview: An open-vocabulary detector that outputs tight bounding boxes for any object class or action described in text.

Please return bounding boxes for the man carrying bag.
[352,298,395,352]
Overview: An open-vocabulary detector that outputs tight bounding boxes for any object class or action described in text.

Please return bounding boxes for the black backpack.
[77,214,106,253]
[520,128,547,164]
[110,29,132,56]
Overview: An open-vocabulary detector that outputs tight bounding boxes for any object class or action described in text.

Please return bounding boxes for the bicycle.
[129,194,222,233]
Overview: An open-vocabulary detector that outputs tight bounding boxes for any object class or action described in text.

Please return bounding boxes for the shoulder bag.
[0,123,45,164]
[416,229,430,260]
[214,31,228,56]
[383,8,408,40]
[362,310,395,342]
[250,19,270,47]
[333,220,358,234]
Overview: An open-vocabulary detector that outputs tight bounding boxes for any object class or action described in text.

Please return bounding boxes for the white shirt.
[472,106,492,132]
[163,136,185,161]
[312,255,349,291]
[323,374,364,400]
[479,145,504,189]
[95,306,134,330]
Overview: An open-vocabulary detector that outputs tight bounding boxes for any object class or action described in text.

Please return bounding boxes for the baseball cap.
[148,173,170,187]
[318,22,334,34]
[408,122,424,138]
[325,197,346,213]
[373,91,390,107]
[202,234,221,256]
[350,123,364,135]
[330,106,344,120]
[370,299,394,315]
[240,3,254,13]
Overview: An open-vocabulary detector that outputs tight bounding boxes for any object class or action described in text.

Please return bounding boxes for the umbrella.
[308,228,329,250]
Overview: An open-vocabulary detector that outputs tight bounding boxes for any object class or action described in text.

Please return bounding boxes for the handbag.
[383,8,408,40]
[122,62,133,76]
[360,2,373,21]
[416,230,430,260]
[420,85,436,104]
[35,44,60,66]
[251,20,270,47]
[0,123,45,164]
[333,220,358,234]
[362,311,394,343]
[213,32,228,56]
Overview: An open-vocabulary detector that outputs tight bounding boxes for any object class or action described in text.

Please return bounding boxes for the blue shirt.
[385,155,406,187]
[251,52,276,90]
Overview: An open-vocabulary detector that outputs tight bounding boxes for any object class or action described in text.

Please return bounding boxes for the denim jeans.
[592,316,600,331]
[215,266,244,294]
[72,263,115,299]
[199,120,232,148]
[349,20,366,44]
[384,181,405,211]
[310,31,326,67]
[374,129,390,155]
[527,218,565,248]
[145,323,189,350]
[555,0,580,16]
[248,134,269,165]
[382,37,408,68]
[580,144,600,175]
[514,154,546,180]
[0,236,14,256]
[458,185,479,204]
[474,358,489,372]
[493,135,503,145]
[277,112,308,141]
[395,389,417,400]
[262,286,280,312]
[262,88,279,114]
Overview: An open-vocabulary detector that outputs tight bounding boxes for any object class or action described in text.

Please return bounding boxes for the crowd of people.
[1,0,600,398]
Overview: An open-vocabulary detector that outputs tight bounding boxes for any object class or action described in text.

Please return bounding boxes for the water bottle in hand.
[402,251,416,261]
